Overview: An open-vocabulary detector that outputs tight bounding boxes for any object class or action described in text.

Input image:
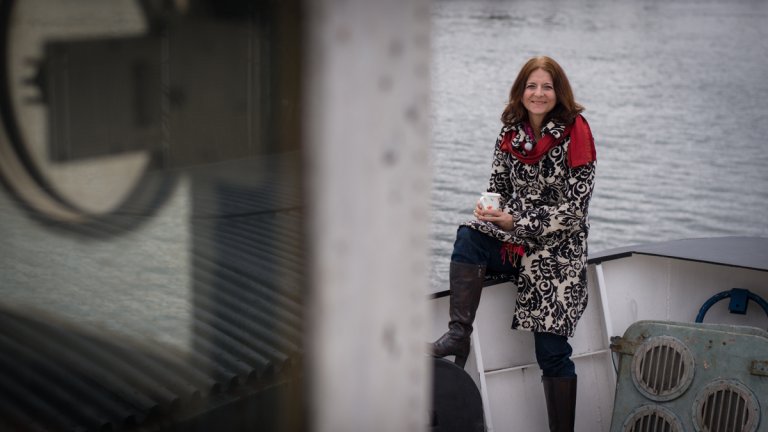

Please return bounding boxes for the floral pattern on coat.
[462,119,596,338]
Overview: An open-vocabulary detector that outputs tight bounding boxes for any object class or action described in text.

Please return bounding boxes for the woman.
[432,56,596,432]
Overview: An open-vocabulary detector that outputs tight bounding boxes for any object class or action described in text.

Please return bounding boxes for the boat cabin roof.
[588,236,768,273]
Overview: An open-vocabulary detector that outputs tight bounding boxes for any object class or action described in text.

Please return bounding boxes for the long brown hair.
[500,56,584,127]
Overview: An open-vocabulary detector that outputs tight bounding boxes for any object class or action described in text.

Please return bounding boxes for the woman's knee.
[534,332,576,378]
[455,226,478,242]
[451,227,489,264]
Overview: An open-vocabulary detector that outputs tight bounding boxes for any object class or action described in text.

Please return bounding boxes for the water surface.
[430,0,768,290]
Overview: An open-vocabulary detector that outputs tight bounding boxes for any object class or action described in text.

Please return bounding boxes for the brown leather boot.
[432,261,486,368]
[542,376,577,432]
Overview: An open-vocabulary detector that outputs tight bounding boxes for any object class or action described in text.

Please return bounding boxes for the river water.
[429,0,768,290]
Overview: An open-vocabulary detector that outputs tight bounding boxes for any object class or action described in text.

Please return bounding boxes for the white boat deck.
[430,236,768,432]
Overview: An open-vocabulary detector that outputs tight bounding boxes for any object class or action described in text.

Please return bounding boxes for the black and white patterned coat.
[462,119,596,338]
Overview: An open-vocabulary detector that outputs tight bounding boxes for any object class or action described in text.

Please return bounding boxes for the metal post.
[304,1,432,431]
[595,263,614,346]
[472,326,494,432]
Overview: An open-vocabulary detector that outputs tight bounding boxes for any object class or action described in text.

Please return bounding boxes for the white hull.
[430,237,768,431]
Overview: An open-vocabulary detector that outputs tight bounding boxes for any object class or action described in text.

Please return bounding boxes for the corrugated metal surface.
[0,171,305,431]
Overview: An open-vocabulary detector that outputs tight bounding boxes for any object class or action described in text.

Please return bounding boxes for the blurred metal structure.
[0,0,431,431]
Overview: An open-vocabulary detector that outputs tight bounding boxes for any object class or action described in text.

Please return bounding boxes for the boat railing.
[695,287,768,326]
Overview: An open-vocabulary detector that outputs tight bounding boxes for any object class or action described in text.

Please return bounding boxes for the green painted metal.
[751,360,768,377]
[610,320,768,432]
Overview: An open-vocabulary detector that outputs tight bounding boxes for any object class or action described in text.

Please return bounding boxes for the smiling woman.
[522,70,556,137]
[430,0,768,296]
[502,56,582,141]
[432,55,596,432]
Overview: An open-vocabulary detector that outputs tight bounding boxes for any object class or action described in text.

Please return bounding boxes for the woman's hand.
[473,201,516,231]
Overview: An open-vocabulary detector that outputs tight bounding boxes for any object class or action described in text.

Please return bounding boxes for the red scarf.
[496,115,596,260]
[499,115,596,168]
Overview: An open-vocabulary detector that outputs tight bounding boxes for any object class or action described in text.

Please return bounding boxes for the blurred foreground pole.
[304,1,432,431]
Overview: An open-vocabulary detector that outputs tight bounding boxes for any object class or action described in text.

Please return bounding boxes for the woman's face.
[522,68,556,122]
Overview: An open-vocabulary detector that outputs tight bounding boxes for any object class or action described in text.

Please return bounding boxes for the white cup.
[479,192,501,210]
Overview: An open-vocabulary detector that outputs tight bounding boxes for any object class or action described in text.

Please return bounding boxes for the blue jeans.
[451,226,520,274]
[534,332,576,378]
[451,226,576,378]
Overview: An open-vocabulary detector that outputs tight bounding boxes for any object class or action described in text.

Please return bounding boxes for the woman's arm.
[486,133,516,204]
[476,161,595,237]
